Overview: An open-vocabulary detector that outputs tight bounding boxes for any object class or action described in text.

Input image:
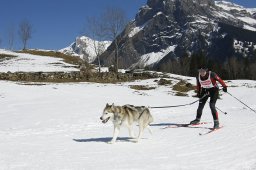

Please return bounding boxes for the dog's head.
[100,103,115,123]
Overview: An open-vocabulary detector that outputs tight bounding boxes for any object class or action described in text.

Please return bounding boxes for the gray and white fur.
[100,103,153,144]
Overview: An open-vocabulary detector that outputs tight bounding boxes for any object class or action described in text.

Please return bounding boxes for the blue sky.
[0,0,255,50]
[0,0,147,50]
[230,0,256,7]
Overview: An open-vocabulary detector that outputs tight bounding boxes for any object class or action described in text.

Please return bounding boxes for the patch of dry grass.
[129,85,156,90]
[16,49,85,66]
[0,54,17,61]
[157,78,172,85]
[172,80,194,93]
[174,92,188,96]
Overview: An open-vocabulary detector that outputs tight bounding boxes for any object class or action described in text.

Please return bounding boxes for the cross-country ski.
[163,122,209,129]
[199,126,224,136]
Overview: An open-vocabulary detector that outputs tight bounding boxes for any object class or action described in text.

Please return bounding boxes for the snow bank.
[0,49,78,73]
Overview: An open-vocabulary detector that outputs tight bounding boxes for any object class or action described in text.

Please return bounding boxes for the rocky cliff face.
[100,0,256,70]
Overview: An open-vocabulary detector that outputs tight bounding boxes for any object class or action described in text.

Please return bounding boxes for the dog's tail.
[148,113,153,125]
[139,107,153,124]
[147,111,153,135]
[146,107,154,124]
[139,107,153,135]
[146,108,153,135]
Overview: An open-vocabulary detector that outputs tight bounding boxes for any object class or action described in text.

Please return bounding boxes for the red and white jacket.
[196,71,227,92]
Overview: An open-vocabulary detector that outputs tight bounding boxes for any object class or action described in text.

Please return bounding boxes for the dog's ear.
[106,103,109,107]
[111,103,115,108]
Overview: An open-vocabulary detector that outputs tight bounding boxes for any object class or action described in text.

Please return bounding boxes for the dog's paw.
[129,139,139,143]
[134,140,139,143]
[107,141,115,144]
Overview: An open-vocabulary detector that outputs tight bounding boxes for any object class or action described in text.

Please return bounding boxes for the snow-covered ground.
[1,48,256,169]
[0,49,78,73]
[0,77,256,170]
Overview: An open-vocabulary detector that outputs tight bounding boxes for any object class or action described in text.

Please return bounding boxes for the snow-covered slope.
[0,75,256,169]
[59,36,111,63]
[215,1,256,31]
[0,49,78,73]
[215,1,250,12]
[215,1,256,15]
[130,45,177,68]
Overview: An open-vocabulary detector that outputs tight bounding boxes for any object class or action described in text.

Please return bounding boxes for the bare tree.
[18,20,32,50]
[87,16,107,72]
[8,24,15,50]
[101,7,128,73]
[226,57,239,79]
[180,52,191,76]
[249,63,256,80]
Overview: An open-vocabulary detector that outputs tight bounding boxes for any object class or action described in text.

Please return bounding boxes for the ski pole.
[215,105,228,115]
[226,92,256,114]
[205,99,227,115]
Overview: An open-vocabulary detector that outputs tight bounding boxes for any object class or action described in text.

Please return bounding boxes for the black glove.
[223,87,227,92]
[196,93,200,98]
[196,90,202,98]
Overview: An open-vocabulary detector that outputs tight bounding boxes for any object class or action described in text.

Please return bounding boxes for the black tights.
[196,88,219,121]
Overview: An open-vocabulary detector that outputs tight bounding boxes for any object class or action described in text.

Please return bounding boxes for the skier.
[190,67,227,129]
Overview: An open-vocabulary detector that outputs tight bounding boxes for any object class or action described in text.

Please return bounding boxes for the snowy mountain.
[215,1,256,16]
[215,1,256,31]
[59,36,111,63]
[100,0,256,70]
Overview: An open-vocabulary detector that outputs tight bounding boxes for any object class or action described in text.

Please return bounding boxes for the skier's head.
[198,66,208,76]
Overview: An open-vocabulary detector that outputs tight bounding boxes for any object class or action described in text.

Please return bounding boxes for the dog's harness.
[138,108,147,119]
[113,106,148,125]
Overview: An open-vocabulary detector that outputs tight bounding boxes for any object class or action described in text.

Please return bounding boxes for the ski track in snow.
[0,79,256,170]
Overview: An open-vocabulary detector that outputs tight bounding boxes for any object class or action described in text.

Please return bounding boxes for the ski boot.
[213,120,219,129]
[190,118,200,125]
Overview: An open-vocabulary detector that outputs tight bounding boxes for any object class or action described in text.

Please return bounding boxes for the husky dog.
[100,103,153,144]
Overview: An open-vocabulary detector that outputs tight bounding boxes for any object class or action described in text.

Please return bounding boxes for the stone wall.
[0,71,159,83]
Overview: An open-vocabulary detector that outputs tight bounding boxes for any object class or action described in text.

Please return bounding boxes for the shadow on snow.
[73,137,133,143]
